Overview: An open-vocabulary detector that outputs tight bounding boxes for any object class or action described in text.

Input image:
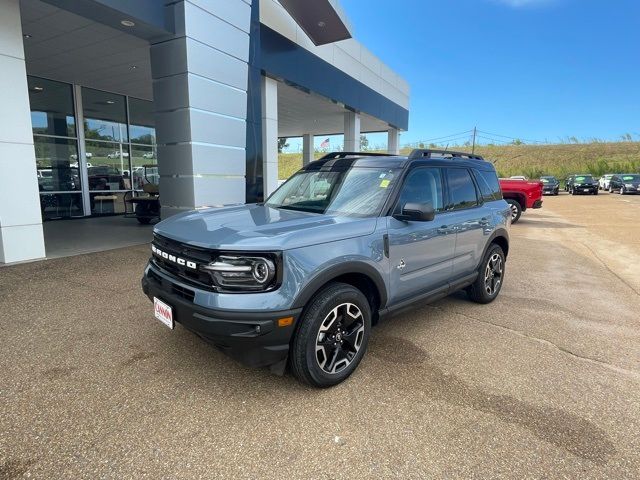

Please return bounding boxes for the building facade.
[0,0,410,264]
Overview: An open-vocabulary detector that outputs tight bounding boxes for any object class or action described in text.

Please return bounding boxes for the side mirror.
[394,202,436,222]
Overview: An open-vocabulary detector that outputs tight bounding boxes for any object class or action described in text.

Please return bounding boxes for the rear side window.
[474,168,503,202]
[445,168,479,210]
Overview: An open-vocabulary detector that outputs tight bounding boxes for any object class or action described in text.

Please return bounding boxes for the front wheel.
[290,283,372,387]
[467,244,506,304]
[620,187,625,195]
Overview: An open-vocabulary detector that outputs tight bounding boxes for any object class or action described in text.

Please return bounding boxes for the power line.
[417,129,474,143]
[477,130,545,144]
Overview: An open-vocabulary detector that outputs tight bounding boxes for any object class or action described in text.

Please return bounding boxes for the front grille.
[147,266,196,303]
[151,234,215,289]
[171,283,196,302]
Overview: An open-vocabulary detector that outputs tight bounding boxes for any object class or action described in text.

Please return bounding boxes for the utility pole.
[471,126,477,154]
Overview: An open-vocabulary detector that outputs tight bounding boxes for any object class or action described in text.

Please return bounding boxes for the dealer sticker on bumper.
[154,297,174,329]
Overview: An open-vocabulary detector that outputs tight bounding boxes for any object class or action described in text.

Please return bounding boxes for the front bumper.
[141,264,301,369]
[573,185,598,194]
[532,199,543,209]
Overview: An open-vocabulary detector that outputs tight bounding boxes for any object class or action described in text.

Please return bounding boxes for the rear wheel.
[467,244,506,304]
[290,283,371,387]
[506,199,522,224]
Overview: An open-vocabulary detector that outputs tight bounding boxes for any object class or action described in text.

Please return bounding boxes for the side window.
[445,168,479,210]
[474,168,502,202]
[395,167,444,214]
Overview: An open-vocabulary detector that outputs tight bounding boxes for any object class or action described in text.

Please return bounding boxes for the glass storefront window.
[90,192,128,216]
[129,97,156,145]
[40,193,84,220]
[34,136,82,192]
[27,76,158,219]
[82,88,128,142]
[85,140,130,191]
[130,144,158,190]
[28,77,76,138]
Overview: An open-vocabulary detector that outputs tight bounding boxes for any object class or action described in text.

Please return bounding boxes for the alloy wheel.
[315,303,365,374]
[510,203,519,220]
[484,253,503,296]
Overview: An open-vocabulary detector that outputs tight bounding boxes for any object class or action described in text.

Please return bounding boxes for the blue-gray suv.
[142,149,511,387]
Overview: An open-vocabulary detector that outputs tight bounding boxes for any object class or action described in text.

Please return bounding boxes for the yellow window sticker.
[380,179,390,188]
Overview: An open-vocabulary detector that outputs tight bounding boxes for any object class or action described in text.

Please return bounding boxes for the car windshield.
[621,175,640,182]
[266,167,400,217]
[574,176,594,183]
[540,177,556,183]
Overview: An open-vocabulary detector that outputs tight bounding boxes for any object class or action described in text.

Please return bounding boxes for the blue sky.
[336,0,640,147]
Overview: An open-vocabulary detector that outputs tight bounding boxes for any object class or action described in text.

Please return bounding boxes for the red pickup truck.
[499,178,543,223]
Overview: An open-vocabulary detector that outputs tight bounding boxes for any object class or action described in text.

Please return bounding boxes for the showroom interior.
[0,0,410,264]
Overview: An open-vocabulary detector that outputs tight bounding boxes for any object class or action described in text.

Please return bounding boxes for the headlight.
[201,254,279,292]
[625,183,634,188]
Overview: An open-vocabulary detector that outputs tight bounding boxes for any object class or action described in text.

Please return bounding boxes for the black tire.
[506,199,522,224]
[290,283,371,388]
[620,187,625,195]
[137,217,152,224]
[593,190,598,196]
[467,244,506,304]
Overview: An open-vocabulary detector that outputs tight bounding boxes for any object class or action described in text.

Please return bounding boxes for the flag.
[320,138,330,149]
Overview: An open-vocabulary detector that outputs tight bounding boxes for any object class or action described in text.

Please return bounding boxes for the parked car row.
[564,173,640,195]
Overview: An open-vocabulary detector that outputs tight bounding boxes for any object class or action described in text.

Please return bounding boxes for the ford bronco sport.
[142,149,511,387]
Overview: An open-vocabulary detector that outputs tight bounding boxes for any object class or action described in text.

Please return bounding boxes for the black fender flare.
[291,261,388,310]
[481,228,510,261]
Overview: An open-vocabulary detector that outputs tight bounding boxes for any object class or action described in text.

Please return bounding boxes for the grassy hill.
[279,141,640,180]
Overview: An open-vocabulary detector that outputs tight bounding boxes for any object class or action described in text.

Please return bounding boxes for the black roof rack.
[409,149,485,161]
[319,151,398,160]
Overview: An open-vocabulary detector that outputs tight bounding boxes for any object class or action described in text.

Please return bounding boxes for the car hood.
[153,204,378,251]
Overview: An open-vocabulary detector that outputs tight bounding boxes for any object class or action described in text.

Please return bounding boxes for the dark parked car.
[540,176,560,195]
[609,174,640,194]
[568,175,598,195]
[564,175,575,192]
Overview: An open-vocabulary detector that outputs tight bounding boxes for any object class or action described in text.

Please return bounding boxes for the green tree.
[359,134,369,150]
[277,138,289,153]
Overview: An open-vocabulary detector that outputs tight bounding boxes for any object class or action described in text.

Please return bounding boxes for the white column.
[261,76,279,197]
[151,0,251,217]
[344,111,360,152]
[388,128,400,154]
[0,0,46,263]
[302,133,314,166]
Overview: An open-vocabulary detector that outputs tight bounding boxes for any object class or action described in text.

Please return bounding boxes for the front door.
[387,167,456,304]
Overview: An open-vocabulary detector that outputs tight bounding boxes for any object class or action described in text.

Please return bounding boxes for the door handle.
[437,225,454,234]
[479,218,490,226]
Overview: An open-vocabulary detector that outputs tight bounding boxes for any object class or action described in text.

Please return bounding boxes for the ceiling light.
[130,65,138,69]
[31,86,44,92]
[106,100,115,104]
[120,19,135,27]
[23,34,32,39]
[317,21,326,28]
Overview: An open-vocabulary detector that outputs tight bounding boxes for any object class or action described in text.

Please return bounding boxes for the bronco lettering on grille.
[152,244,198,270]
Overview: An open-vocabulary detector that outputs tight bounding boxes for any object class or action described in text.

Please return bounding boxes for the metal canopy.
[277,0,351,46]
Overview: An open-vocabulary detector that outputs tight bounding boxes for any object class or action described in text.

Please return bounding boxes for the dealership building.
[0,0,410,264]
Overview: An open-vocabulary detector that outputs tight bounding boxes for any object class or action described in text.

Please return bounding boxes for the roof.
[303,151,496,172]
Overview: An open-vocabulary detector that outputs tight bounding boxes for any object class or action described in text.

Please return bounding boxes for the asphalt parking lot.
[1,192,639,479]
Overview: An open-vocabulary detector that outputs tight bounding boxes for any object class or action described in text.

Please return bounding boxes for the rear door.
[443,167,488,279]
[386,167,455,304]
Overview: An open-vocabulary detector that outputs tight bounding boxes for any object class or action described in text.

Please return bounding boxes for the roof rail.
[319,151,398,160]
[409,149,485,161]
